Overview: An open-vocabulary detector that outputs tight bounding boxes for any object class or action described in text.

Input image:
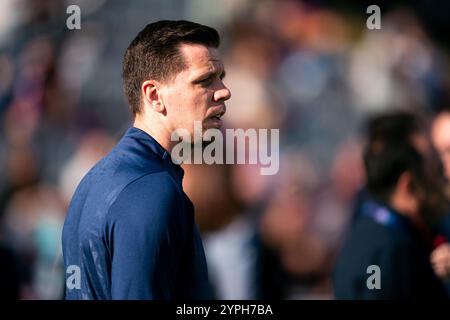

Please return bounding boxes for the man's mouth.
[211,113,224,121]
[204,109,225,129]
[209,108,226,120]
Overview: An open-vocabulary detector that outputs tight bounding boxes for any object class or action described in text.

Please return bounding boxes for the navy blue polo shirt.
[62,127,212,299]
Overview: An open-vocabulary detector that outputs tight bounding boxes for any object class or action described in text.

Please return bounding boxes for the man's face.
[159,43,231,139]
[432,112,450,180]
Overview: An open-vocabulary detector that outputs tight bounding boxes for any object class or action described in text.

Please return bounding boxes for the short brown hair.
[122,20,220,115]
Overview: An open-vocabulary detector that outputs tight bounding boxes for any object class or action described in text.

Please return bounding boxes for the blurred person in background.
[431,242,450,281]
[259,150,327,298]
[0,48,63,298]
[3,184,66,299]
[0,218,21,299]
[333,111,448,299]
[431,107,450,196]
[62,20,231,299]
[430,108,450,282]
[183,162,258,299]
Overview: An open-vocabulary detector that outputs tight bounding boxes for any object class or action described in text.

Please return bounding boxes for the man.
[333,112,448,299]
[62,20,231,299]
[430,108,450,281]
[432,108,450,183]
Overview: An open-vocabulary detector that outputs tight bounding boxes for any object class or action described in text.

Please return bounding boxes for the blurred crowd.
[1,0,450,299]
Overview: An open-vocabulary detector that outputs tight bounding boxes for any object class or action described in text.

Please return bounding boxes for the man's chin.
[190,137,215,147]
[203,118,223,130]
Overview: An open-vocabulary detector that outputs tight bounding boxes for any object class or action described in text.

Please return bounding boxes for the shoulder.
[341,216,415,258]
[347,217,391,245]
[124,171,181,199]
[106,171,185,225]
[103,171,190,248]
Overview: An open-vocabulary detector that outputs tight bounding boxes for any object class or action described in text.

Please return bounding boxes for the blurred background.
[1,0,450,299]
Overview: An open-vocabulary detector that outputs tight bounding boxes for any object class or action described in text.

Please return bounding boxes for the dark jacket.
[333,198,447,299]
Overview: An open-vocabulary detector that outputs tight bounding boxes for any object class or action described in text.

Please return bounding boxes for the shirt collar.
[125,126,185,183]
[126,127,167,159]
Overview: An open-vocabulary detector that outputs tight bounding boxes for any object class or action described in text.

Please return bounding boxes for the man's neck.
[133,117,175,153]
[389,197,423,227]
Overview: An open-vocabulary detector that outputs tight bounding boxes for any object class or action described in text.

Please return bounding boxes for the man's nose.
[214,82,231,102]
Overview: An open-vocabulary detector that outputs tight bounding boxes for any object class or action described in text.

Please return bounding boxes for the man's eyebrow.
[194,67,226,81]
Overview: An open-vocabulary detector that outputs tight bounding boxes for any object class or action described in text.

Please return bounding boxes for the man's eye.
[199,77,213,86]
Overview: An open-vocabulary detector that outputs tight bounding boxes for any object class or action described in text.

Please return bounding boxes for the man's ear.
[397,171,414,195]
[392,171,419,216]
[142,80,165,114]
